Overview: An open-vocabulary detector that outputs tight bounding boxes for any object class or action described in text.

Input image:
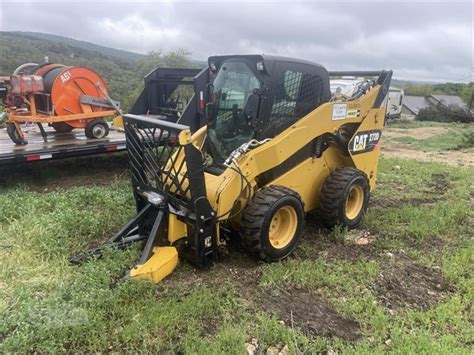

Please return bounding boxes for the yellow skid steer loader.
[72,55,392,283]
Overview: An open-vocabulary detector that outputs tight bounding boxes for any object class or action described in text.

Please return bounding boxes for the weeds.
[458,129,474,149]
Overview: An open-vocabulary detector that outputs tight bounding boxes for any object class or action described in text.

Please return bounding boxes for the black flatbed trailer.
[0,66,209,167]
[0,126,127,166]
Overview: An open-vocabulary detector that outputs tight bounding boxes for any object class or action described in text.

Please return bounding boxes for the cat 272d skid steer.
[72,55,392,283]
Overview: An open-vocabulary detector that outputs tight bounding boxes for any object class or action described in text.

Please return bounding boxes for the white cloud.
[1,1,472,81]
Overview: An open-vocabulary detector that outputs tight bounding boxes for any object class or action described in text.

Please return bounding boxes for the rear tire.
[319,167,369,229]
[6,122,27,145]
[241,186,305,262]
[85,119,109,139]
[51,122,73,133]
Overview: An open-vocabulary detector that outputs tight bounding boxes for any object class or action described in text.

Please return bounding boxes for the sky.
[0,0,473,82]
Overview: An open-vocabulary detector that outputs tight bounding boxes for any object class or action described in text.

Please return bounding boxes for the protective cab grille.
[270,70,324,133]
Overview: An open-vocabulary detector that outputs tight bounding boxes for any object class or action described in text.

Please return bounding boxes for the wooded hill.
[1,31,472,110]
[0,31,197,110]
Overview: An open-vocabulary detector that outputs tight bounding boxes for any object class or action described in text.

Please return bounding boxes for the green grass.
[390,130,474,152]
[385,121,474,152]
[1,151,473,352]
[386,120,452,129]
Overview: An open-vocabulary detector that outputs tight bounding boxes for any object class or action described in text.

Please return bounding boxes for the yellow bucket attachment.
[112,115,124,128]
[129,246,178,283]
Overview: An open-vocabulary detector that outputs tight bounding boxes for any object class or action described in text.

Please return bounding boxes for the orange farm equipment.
[0,63,121,145]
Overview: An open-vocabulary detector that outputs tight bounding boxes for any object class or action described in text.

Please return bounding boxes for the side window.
[270,67,324,131]
[270,70,302,128]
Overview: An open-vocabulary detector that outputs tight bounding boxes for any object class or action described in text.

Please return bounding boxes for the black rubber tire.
[241,185,305,262]
[85,119,109,139]
[319,167,370,229]
[6,122,27,145]
[51,122,73,133]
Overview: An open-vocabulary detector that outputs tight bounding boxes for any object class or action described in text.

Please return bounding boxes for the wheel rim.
[92,124,105,138]
[345,185,364,220]
[269,206,298,249]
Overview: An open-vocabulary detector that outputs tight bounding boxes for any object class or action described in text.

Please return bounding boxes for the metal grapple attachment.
[71,114,218,282]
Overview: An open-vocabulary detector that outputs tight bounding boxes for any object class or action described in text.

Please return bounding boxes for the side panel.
[348,108,385,189]
[168,214,187,243]
[267,147,345,211]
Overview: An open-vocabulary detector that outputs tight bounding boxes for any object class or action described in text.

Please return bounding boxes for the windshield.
[207,61,261,165]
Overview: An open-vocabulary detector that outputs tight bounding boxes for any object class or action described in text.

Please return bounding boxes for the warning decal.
[332,104,347,120]
[347,109,361,118]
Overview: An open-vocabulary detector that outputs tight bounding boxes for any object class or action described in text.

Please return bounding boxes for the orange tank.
[5,62,118,145]
[34,65,111,128]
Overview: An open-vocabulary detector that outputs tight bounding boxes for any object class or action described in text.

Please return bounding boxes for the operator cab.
[206,55,331,165]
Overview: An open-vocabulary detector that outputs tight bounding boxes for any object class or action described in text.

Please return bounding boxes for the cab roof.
[208,54,327,72]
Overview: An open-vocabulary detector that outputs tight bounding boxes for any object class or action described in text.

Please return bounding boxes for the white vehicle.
[330,76,374,99]
[385,87,404,119]
[330,77,403,120]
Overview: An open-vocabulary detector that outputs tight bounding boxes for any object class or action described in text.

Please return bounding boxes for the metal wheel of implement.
[85,119,109,139]
[241,185,305,262]
[319,167,369,229]
[6,122,27,145]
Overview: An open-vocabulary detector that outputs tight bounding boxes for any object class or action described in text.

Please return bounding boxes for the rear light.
[199,91,204,110]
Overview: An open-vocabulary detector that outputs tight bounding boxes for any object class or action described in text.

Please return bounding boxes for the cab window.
[270,65,324,133]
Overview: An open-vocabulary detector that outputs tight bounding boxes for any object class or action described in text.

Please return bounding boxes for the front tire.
[85,119,109,139]
[241,186,305,262]
[319,167,370,229]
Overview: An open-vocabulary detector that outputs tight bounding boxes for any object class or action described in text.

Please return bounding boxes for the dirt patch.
[382,125,473,166]
[163,235,364,341]
[200,318,220,337]
[162,247,262,301]
[261,287,361,341]
[427,172,453,193]
[373,253,453,312]
[381,142,473,166]
[384,127,450,140]
[293,217,379,263]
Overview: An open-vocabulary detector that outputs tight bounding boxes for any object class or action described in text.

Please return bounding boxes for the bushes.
[458,129,474,149]
[417,104,473,123]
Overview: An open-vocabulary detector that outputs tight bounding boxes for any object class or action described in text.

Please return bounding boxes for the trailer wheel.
[85,119,109,139]
[6,122,27,145]
[51,122,74,133]
[319,167,369,229]
[241,186,305,262]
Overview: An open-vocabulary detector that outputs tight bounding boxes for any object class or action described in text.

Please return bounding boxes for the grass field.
[1,123,473,353]
[385,121,473,152]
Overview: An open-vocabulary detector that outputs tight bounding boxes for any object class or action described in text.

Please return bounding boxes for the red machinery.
[1,63,121,145]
